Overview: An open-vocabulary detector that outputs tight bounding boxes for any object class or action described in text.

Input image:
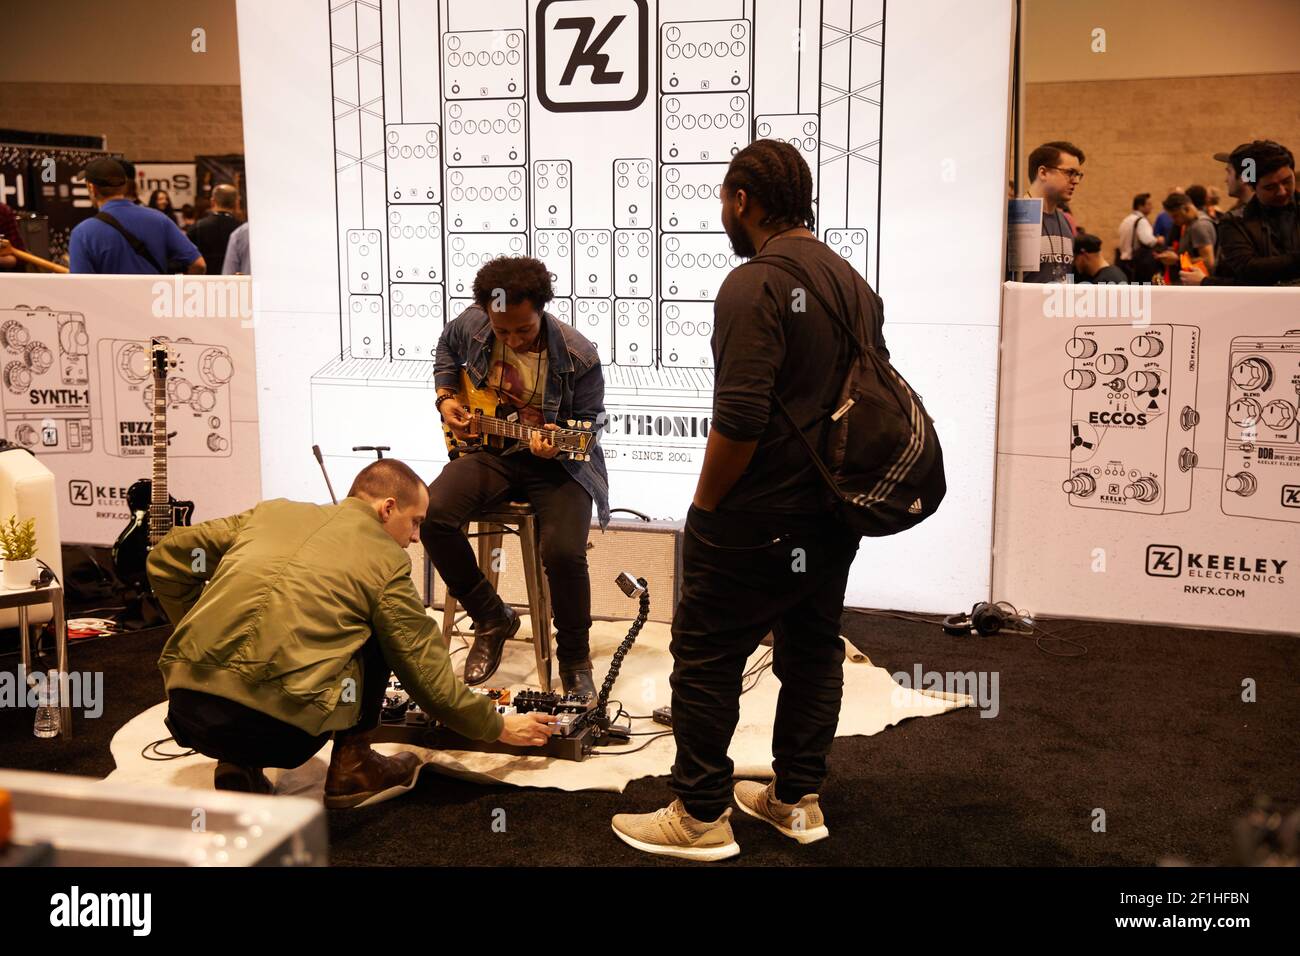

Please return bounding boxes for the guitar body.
[111,479,194,587]
[442,369,601,460]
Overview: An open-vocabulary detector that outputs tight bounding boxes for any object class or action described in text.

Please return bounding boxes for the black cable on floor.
[141,736,195,761]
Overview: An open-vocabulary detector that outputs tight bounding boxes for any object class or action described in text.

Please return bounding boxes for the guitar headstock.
[151,337,173,383]
[560,417,604,461]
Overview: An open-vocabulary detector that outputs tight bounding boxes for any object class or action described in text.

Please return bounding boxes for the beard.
[724,218,757,259]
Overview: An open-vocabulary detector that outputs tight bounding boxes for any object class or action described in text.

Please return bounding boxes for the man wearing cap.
[68,158,204,275]
[1216,142,1258,218]
[1204,141,1300,287]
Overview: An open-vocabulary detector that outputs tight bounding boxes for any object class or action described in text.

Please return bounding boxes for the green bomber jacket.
[149,496,503,741]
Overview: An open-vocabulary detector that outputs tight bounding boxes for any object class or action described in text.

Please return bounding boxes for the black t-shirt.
[187,212,241,273]
[710,234,887,514]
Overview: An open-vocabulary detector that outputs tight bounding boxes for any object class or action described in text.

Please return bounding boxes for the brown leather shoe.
[324,730,423,809]
[463,605,521,686]
[214,761,273,795]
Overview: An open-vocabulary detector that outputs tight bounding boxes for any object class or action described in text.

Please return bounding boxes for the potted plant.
[0,515,38,590]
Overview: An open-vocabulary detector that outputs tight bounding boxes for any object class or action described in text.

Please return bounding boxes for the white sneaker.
[611,799,740,861]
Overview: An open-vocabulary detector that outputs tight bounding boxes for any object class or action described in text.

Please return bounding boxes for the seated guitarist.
[422,256,610,696]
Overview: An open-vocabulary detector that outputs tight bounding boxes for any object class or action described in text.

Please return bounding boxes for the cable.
[141,736,196,761]
[590,729,672,757]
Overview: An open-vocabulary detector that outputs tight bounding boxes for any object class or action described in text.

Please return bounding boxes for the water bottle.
[33,673,59,739]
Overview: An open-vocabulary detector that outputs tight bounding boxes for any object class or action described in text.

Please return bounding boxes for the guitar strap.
[95,212,165,274]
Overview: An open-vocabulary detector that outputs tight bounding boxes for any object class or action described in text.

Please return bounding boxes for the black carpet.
[1,612,1296,867]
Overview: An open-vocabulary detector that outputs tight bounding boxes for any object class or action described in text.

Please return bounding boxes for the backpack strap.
[95,212,164,273]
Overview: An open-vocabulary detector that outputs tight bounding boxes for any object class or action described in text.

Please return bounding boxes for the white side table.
[2,582,71,739]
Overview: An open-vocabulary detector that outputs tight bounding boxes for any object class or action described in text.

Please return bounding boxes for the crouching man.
[148,458,555,807]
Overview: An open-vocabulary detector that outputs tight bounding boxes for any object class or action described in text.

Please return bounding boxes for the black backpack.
[744,253,946,537]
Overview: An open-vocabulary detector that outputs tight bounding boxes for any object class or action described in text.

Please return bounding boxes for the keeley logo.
[1282,484,1300,509]
[50,886,151,936]
[69,479,93,507]
[1146,544,1182,577]
[537,0,648,112]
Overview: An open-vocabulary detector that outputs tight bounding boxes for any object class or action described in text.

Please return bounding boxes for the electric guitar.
[442,369,602,460]
[112,339,195,588]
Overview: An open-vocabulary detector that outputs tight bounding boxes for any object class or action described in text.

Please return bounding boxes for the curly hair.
[472,256,554,312]
[721,139,816,231]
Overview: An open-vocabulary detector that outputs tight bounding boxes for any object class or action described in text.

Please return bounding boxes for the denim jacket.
[434,305,610,528]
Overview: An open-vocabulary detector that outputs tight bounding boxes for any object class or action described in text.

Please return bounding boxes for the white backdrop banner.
[236,0,1013,611]
[0,275,261,545]
[994,282,1300,634]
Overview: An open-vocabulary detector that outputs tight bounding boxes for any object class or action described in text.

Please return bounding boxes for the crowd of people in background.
[0,156,251,276]
[1018,138,1299,287]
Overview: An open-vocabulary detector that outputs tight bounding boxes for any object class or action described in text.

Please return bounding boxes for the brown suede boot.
[324,730,423,809]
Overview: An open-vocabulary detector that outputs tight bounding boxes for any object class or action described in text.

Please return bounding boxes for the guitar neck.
[149,368,170,544]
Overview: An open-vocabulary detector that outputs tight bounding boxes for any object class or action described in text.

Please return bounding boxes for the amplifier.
[16,214,51,262]
[423,517,683,623]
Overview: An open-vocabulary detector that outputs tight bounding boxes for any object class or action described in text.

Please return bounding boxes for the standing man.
[1157,191,1217,280]
[1118,193,1162,281]
[1215,142,1258,217]
[1019,141,1086,282]
[188,184,242,274]
[68,158,204,275]
[1214,140,1300,286]
[611,140,868,860]
[150,459,555,806]
[422,257,610,696]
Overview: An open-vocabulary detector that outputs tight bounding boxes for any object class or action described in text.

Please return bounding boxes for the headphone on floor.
[943,602,1014,637]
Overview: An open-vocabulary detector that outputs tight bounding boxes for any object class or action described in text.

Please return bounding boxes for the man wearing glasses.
[1020,141,1087,283]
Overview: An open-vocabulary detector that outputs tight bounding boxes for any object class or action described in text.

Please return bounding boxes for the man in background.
[0,202,24,271]
[1019,141,1086,283]
[1153,185,1181,248]
[68,158,203,275]
[1156,191,1216,281]
[188,184,242,274]
[1215,142,1258,217]
[1073,234,1128,284]
[150,458,555,806]
[222,220,251,275]
[1215,140,1300,286]
[1118,193,1162,281]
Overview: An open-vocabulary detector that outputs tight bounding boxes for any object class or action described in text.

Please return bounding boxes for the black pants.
[165,636,390,769]
[420,450,594,669]
[669,505,861,822]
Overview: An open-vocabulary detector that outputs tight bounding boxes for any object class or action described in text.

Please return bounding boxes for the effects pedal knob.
[1130,334,1164,358]
[191,387,218,412]
[1231,357,1273,392]
[119,343,150,382]
[1096,353,1128,375]
[1225,473,1257,497]
[25,343,53,373]
[1228,398,1261,428]
[1128,370,1161,394]
[2,320,30,353]
[199,347,234,386]
[207,433,228,452]
[1124,477,1161,503]
[1064,369,1096,390]
[168,377,194,404]
[1260,400,1296,431]
[1065,337,1098,359]
[4,362,31,394]
[1061,472,1096,497]
[15,424,37,446]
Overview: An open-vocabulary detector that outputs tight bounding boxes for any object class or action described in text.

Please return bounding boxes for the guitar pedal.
[660,19,752,92]
[385,123,442,204]
[446,233,526,299]
[532,160,572,229]
[444,99,524,167]
[756,113,820,194]
[574,230,613,298]
[614,229,653,299]
[533,229,573,297]
[442,29,525,100]
[614,299,655,367]
[825,228,868,279]
[613,158,654,229]
[660,164,725,232]
[660,92,750,163]
[1063,324,1200,515]
[348,296,384,359]
[0,309,92,454]
[390,285,445,359]
[346,229,382,294]
[575,299,613,365]
[1222,332,1300,523]
[660,233,739,301]
[446,167,525,233]
[659,302,713,369]
[386,207,442,284]
[549,297,573,327]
